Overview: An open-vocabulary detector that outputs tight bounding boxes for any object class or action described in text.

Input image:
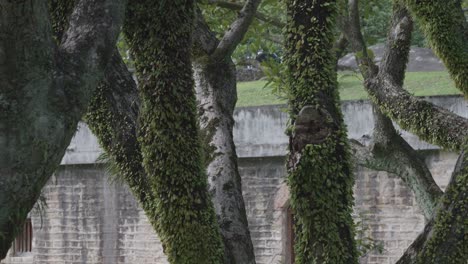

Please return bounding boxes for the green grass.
[236,71,460,107]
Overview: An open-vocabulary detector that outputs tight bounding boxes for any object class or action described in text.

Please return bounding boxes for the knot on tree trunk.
[292,106,332,151]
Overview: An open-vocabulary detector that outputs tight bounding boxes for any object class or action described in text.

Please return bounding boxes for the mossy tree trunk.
[403,0,468,94]
[0,0,125,259]
[396,149,468,264]
[284,0,358,263]
[49,0,158,234]
[52,1,257,262]
[123,1,225,263]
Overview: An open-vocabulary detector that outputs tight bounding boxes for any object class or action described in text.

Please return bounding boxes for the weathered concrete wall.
[2,165,167,264]
[234,95,467,157]
[2,96,465,264]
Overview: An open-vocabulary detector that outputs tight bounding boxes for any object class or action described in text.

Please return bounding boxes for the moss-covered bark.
[123,1,224,263]
[366,1,468,262]
[397,149,468,264]
[364,3,468,151]
[404,0,468,94]
[84,54,158,230]
[285,0,358,263]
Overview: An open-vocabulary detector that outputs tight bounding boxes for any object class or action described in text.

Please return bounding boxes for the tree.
[346,0,468,262]
[192,2,263,262]
[51,0,261,261]
[0,0,126,259]
[122,1,226,262]
[284,0,358,263]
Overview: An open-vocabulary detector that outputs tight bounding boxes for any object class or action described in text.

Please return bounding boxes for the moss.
[404,0,468,95]
[284,0,358,263]
[415,146,468,263]
[48,0,76,40]
[123,1,224,263]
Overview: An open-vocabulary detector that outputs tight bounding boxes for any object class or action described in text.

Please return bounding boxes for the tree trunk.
[192,5,259,263]
[0,0,125,259]
[123,1,225,263]
[284,0,358,263]
[84,51,158,230]
[397,150,468,264]
[403,0,468,94]
[193,59,256,264]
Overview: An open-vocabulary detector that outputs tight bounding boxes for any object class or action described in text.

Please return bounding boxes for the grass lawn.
[236,71,460,107]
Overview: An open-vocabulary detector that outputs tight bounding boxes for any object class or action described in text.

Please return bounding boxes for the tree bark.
[285,0,358,263]
[363,4,468,152]
[84,51,158,230]
[342,1,442,220]
[194,59,255,264]
[358,1,468,262]
[403,0,468,94]
[396,150,468,264]
[0,0,125,259]
[192,5,258,263]
[123,1,225,262]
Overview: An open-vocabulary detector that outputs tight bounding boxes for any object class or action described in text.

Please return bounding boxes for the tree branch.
[0,0,126,259]
[343,0,442,219]
[340,0,377,78]
[193,8,220,58]
[57,0,126,120]
[333,33,348,65]
[207,0,285,28]
[396,150,468,263]
[363,4,468,152]
[404,0,468,94]
[210,0,261,61]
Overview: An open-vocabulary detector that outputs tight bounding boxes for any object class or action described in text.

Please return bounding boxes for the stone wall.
[2,165,167,264]
[2,96,465,264]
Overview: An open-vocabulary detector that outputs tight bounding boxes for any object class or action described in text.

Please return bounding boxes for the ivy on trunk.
[284,0,358,263]
[123,1,224,263]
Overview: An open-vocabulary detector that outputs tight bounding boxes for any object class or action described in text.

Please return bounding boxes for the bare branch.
[341,0,377,78]
[193,8,220,58]
[333,33,348,63]
[211,0,261,61]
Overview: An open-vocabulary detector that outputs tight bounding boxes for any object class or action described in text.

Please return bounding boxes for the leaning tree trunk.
[193,58,255,264]
[123,0,224,263]
[191,4,260,263]
[0,0,125,259]
[284,0,358,263]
